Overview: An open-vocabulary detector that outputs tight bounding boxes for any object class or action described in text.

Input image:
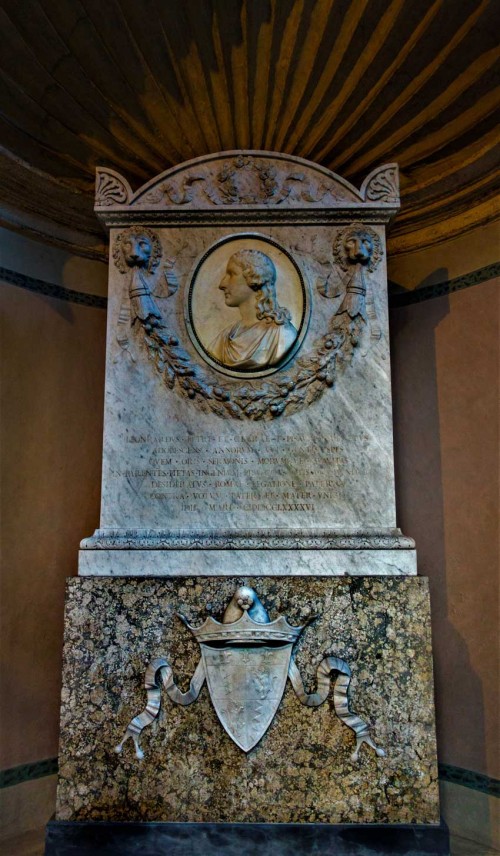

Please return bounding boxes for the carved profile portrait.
[209,250,297,370]
[187,236,308,378]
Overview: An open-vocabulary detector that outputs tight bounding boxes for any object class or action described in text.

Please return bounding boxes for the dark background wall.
[0,230,107,770]
[391,278,499,778]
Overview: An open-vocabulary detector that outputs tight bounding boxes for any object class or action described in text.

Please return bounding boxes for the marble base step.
[45,819,450,855]
[78,529,417,576]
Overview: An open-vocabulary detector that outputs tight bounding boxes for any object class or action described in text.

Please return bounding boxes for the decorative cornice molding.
[110,151,367,208]
[100,207,399,228]
[95,154,400,229]
[80,528,416,550]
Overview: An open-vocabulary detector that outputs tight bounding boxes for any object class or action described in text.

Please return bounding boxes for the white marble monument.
[80,151,415,576]
[48,153,448,855]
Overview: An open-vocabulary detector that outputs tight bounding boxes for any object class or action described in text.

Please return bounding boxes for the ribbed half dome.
[0,0,498,259]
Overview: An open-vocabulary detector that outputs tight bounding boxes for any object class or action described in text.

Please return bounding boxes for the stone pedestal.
[47,153,448,855]
[56,577,439,826]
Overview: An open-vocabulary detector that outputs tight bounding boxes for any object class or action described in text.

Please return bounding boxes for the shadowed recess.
[0,0,498,259]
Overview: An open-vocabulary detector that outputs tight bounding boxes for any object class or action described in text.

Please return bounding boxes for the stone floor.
[1,827,498,855]
[450,837,499,856]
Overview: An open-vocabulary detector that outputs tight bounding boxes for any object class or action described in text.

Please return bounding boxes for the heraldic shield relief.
[115,586,385,760]
[199,615,298,752]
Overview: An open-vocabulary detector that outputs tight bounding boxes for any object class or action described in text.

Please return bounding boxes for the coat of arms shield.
[201,642,294,752]
[116,586,384,764]
[187,607,304,752]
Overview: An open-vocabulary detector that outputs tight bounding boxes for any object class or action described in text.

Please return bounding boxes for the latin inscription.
[107,432,364,516]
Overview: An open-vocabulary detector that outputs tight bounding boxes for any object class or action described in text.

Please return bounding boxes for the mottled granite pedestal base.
[56,577,440,825]
[45,819,450,855]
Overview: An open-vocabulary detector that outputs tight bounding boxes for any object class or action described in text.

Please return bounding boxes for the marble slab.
[78,546,417,576]
[80,154,410,572]
[100,224,395,531]
[56,576,439,825]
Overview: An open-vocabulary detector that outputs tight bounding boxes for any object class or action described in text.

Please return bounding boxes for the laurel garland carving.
[113,225,383,421]
[138,316,359,420]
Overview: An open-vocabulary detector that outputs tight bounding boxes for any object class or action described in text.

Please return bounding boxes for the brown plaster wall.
[0,227,108,297]
[389,220,500,290]
[0,266,107,768]
[390,279,499,779]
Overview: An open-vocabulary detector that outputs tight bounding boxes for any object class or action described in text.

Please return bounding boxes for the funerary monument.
[46,152,449,854]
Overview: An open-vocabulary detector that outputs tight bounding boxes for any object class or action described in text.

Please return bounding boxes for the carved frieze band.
[81,530,416,550]
[95,155,399,217]
[142,154,355,207]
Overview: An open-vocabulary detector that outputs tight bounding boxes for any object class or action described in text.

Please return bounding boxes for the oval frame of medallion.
[186,234,310,379]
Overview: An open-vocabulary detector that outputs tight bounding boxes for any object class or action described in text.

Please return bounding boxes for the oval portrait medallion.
[187,235,309,378]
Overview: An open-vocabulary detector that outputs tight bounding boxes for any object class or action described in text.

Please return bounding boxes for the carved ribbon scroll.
[288,656,385,762]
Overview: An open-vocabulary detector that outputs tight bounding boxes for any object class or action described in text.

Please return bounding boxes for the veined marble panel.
[83,155,412,571]
[98,224,397,529]
[78,547,416,576]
